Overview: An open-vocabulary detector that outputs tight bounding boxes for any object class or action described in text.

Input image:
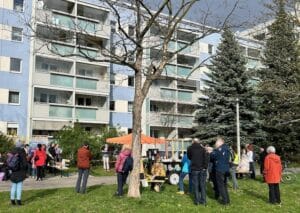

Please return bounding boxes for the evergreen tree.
[194,28,262,145]
[258,0,300,156]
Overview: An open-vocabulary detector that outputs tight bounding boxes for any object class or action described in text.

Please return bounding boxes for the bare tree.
[22,0,242,198]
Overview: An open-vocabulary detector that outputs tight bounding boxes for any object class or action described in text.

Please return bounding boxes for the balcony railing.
[178,91,192,102]
[76,78,97,90]
[75,108,97,120]
[49,106,72,118]
[51,44,75,56]
[50,74,73,88]
[52,13,75,29]
[160,88,176,100]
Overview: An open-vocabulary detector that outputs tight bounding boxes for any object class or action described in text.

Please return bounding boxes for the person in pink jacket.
[34,144,47,181]
[115,147,132,196]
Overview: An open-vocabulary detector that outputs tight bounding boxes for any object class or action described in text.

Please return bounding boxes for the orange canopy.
[106,133,165,145]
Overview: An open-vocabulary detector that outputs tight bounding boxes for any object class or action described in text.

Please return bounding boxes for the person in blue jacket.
[210,138,230,205]
[177,152,192,195]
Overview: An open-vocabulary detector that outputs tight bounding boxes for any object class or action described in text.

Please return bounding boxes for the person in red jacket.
[264,146,282,204]
[76,143,92,194]
[34,144,47,181]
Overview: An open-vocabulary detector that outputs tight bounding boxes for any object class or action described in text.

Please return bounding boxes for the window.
[86,98,92,106]
[41,63,49,71]
[208,44,213,54]
[128,76,134,87]
[40,93,47,103]
[109,101,115,111]
[77,97,84,106]
[11,27,22,41]
[150,103,159,112]
[128,128,132,134]
[49,95,57,103]
[128,101,133,112]
[128,25,135,37]
[8,91,20,104]
[150,129,159,138]
[110,73,115,85]
[13,0,24,12]
[49,64,58,72]
[10,58,21,72]
[7,123,18,136]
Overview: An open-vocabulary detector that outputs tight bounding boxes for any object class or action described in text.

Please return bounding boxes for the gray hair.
[266,146,276,153]
[193,138,200,143]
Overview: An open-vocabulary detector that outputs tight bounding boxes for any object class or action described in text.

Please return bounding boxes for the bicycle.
[281,160,297,183]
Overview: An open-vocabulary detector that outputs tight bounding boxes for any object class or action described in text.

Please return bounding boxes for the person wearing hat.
[76,143,92,194]
[9,142,28,205]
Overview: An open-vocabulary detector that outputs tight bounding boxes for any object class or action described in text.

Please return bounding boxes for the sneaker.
[176,191,184,195]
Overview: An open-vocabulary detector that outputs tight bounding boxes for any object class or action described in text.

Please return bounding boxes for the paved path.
[0,174,116,192]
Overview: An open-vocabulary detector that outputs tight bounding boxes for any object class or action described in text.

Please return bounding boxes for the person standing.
[229,146,239,190]
[9,142,27,206]
[264,146,282,204]
[259,147,267,182]
[76,143,92,194]
[34,144,46,181]
[211,138,230,205]
[115,146,132,196]
[177,152,192,195]
[187,138,209,205]
[246,144,256,179]
[102,144,110,171]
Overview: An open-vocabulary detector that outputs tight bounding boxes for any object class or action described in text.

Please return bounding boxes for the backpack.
[6,153,21,172]
[122,156,133,173]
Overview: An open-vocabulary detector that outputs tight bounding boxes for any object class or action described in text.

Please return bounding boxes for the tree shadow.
[24,188,58,204]
[243,188,268,203]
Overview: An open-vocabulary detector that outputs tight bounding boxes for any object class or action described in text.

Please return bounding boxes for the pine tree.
[258,0,300,155]
[194,28,262,145]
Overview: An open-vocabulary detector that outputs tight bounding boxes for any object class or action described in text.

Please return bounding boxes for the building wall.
[0,0,32,137]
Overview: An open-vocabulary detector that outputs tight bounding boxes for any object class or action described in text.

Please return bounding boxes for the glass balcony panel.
[77,19,98,33]
[49,106,72,118]
[177,42,191,54]
[51,44,74,56]
[52,14,75,29]
[178,116,193,125]
[75,108,96,120]
[76,78,97,90]
[77,48,98,59]
[50,74,73,87]
[160,89,176,99]
[178,91,192,102]
[177,66,192,78]
[162,64,177,76]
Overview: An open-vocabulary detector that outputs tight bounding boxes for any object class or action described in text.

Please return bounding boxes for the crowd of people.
[0,137,283,207]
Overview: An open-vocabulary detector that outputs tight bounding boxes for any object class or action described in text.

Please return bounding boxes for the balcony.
[36,9,75,30]
[75,107,109,123]
[77,18,110,38]
[32,104,73,119]
[75,77,109,93]
[148,113,194,128]
[160,88,176,100]
[178,91,192,102]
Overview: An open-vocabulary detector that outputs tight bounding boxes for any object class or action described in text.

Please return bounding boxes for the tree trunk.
[127,65,145,198]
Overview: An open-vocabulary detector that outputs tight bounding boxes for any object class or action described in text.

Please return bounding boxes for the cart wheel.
[168,172,180,185]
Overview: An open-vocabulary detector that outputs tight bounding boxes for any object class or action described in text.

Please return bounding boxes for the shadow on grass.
[243,188,268,203]
[24,188,58,204]
[87,184,104,193]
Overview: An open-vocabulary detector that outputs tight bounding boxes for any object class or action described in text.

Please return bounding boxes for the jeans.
[32,167,37,178]
[268,184,281,204]
[36,166,44,180]
[117,172,129,196]
[249,162,256,179]
[76,169,90,193]
[10,182,23,200]
[215,171,230,204]
[191,170,207,204]
[230,166,238,190]
[103,156,110,170]
[178,172,192,193]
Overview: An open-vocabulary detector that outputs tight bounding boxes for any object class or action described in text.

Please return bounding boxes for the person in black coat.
[9,142,27,206]
[187,138,209,205]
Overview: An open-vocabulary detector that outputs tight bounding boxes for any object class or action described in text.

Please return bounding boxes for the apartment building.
[0,0,32,138]
[30,0,111,136]
[0,0,264,142]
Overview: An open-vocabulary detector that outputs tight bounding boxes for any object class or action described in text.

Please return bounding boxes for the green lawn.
[0,176,299,213]
[67,166,116,177]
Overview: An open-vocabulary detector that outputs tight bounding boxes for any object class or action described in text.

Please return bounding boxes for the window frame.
[8,91,20,105]
[128,101,133,112]
[7,123,19,136]
[11,27,23,42]
[109,101,115,111]
[13,0,24,12]
[10,57,22,73]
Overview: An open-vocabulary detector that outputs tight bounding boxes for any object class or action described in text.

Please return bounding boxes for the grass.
[0,175,299,213]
